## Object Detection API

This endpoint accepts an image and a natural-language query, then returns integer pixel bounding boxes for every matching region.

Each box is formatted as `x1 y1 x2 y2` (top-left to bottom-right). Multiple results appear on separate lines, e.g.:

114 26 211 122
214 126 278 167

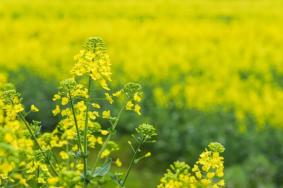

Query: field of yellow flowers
1 0 283 187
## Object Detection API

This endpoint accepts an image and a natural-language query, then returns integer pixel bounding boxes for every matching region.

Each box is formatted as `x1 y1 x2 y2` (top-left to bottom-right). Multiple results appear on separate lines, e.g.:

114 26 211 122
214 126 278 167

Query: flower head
208 142 225 153
136 123 157 141
71 37 111 90
30 104 39 112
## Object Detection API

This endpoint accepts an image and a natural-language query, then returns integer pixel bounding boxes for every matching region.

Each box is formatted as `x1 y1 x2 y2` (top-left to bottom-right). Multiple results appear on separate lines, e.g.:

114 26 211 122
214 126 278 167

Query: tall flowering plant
0 37 156 188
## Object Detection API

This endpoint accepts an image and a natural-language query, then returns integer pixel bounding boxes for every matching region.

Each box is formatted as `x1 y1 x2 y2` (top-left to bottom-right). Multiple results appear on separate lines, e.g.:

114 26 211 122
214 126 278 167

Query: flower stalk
121 139 143 187
18 113 59 176
69 91 83 153
83 76 92 187
93 104 125 170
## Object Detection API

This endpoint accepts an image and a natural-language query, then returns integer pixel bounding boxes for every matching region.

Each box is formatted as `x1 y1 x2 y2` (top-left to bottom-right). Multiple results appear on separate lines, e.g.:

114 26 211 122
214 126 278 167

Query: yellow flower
134 92 142 102
61 97 69 106
14 174 28 186
59 151 69 160
91 103 101 109
88 135 97 148
31 104 39 112
218 180 225 186
134 104 141 115
72 145 78 151
115 158 122 167
52 94 61 101
38 177 46 184
99 79 110 90
4 133 13 143
1 162 14 174
14 104 24 113
100 130 109 135
207 172 215 179
113 90 122 97
76 101 86 112
126 101 134 110
52 105 60 116
40 164 49 172
196 171 202 179
47 177 59 185
102 110 111 119
77 163 84 171
88 111 97 120
105 93 113 104
101 149 110 158
97 137 103 145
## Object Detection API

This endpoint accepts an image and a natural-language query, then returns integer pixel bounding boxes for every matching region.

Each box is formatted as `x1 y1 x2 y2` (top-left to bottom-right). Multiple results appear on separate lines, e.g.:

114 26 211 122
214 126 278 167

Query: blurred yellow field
1 0 283 129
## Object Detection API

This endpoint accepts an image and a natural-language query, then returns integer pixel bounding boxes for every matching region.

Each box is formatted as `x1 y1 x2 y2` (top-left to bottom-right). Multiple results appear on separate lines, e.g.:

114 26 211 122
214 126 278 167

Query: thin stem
69 92 83 153
51 148 60 165
121 140 144 187
92 105 125 170
18 113 58 176
83 77 92 188
66 144 70 170
36 166 40 187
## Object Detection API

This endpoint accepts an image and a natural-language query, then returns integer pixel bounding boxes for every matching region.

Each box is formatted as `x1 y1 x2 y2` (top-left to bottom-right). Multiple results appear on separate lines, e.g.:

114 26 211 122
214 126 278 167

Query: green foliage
226 154 277 188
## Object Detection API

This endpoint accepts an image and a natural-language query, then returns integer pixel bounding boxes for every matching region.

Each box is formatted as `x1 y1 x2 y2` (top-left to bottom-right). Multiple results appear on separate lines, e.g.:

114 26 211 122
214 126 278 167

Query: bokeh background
1 0 283 187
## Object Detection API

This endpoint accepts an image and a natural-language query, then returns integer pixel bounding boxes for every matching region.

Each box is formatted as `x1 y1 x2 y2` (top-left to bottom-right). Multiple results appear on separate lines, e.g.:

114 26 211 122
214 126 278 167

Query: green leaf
92 158 112 177
109 172 124 187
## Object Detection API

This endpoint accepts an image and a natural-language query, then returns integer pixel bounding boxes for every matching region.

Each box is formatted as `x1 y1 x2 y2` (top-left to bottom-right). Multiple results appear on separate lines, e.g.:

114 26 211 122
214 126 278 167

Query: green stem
69 92 83 153
66 144 70 170
121 140 143 187
92 105 125 170
83 77 92 188
36 166 40 187
18 113 58 176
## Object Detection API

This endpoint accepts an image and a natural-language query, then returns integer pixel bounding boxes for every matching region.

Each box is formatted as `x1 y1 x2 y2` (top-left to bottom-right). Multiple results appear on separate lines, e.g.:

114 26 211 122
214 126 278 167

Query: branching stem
121 138 145 187
92 104 125 170
69 92 83 153
18 113 59 176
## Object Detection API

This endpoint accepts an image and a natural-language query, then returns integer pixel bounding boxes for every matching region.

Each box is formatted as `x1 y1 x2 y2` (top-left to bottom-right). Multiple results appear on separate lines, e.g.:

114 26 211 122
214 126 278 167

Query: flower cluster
71 37 111 91
0 37 157 188
0 83 35 186
158 142 225 188
135 123 157 141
